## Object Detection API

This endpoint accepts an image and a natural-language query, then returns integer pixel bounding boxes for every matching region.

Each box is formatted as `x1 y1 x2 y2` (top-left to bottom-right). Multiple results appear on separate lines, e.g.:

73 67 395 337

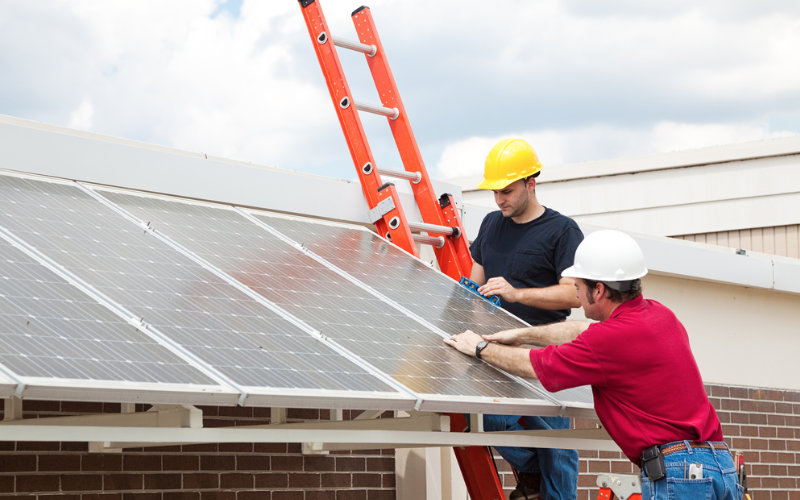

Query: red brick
16 474 60 492
0 454 36 472
0 475 14 493
307 491 337 500
62 473 103 491
123 454 162 471
353 473 381 488
367 491 394 500
200 455 236 471
237 492 271 500
183 473 220 489
366 457 393 472
336 491 366 500
321 473 351 488
336 457 367 472
182 443 218 453
289 472 321 488
144 473 182 490
273 491 304 500
83 454 123 472
39 454 81 472
254 473 288 488
200 493 235 500
163 493 201 500
220 473 254 489
271 455 303 471
163 454 200 471
236 455 270 471
103 473 144 490
120 493 160 500
304 455 336 471
15 441 60 452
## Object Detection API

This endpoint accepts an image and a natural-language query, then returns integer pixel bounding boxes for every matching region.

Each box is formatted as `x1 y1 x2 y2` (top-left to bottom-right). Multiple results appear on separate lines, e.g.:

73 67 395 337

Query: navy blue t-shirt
469 208 583 325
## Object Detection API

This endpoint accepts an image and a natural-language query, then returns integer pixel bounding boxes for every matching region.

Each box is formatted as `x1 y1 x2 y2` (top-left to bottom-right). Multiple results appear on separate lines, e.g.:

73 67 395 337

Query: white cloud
1 0 799 182
68 98 95 130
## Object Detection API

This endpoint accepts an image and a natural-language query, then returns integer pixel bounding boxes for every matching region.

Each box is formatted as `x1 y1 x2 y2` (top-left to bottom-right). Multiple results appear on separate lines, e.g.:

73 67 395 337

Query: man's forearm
511 320 590 346
512 283 581 310
479 343 537 379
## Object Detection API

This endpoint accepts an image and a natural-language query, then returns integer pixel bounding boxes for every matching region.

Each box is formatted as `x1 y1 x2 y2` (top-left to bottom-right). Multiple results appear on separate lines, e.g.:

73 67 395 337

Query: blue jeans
641 441 743 500
484 414 578 500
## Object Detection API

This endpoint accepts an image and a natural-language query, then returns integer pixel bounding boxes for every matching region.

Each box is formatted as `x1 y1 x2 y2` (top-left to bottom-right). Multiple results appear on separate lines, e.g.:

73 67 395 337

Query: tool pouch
641 445 666 481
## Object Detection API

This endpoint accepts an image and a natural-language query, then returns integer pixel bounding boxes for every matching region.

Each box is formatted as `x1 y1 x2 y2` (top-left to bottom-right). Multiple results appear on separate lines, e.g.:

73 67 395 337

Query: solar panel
0 173 410 409
0 233 239 404
251 212 594 408
96 189 560 414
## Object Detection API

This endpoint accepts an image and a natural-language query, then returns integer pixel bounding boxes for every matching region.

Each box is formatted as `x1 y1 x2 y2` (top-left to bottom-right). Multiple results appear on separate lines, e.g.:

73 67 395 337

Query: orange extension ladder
297 0 472 282
297 1 504 498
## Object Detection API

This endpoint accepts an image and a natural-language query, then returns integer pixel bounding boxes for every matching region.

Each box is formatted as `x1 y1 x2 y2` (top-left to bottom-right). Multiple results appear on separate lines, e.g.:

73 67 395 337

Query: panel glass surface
254 213 593 405
102 191 548 401
0 174 395 394
0 237 216 385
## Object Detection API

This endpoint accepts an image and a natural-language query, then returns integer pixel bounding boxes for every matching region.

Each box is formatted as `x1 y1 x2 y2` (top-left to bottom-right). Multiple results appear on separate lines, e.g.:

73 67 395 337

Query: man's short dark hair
583 278 642 303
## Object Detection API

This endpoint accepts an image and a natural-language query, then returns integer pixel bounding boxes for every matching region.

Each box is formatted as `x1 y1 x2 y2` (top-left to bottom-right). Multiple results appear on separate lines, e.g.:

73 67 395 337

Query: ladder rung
413 234 445 248
355 100 399 120
408 221 458 237
379 167 422 184
331 35 376 56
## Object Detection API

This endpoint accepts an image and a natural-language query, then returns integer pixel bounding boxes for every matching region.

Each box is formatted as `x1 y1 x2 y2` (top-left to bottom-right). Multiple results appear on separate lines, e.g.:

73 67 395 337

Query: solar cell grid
252 212 594 406
99 190 550 404
0 235 217 385
0 174 399 399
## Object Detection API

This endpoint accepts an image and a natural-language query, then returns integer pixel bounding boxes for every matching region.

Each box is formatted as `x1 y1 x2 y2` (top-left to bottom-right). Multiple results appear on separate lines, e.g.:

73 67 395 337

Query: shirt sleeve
553 223 584 276
469 214 491 265
529 325 608 392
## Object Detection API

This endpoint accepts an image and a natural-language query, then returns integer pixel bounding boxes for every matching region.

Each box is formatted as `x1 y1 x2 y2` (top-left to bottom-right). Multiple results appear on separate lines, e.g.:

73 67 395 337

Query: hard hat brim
476 177 518 190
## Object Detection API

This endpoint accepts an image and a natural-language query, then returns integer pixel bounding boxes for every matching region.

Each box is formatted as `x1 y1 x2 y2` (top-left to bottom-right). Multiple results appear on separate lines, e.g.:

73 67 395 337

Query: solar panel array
0 170 593 415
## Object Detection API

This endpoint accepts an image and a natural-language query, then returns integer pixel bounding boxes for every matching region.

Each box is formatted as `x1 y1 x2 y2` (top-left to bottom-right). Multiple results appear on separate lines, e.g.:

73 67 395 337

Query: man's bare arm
443 330 537 379
469 260 485 285
485 320 591 347
478 277 581 310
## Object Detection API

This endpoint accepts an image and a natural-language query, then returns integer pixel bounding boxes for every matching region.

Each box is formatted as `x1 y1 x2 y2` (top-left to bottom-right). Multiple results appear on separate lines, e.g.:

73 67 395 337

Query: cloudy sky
2 0 799 182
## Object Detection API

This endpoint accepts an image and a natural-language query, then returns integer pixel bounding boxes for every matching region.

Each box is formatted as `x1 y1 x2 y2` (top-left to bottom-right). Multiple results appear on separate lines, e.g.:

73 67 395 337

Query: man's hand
443 329 484 357
477 276 519 302
483 327 526 346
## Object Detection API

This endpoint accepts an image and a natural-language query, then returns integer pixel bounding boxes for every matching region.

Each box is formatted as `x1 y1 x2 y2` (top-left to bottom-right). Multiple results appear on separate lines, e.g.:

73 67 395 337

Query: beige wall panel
643 273 800 391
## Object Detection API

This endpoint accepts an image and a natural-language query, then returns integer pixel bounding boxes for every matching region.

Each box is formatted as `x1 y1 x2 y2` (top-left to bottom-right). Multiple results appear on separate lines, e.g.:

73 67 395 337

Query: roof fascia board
460 208 798 294
455 134 800 190
0 114 462 225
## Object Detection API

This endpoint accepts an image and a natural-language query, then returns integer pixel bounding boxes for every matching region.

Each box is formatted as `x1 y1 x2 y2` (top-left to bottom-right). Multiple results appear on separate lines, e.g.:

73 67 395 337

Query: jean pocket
667 477 713 500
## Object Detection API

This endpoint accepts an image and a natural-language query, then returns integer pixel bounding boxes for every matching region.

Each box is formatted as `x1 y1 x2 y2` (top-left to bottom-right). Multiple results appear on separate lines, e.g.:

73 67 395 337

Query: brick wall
0 401 395 500
2 383 799 499
524 384 798 500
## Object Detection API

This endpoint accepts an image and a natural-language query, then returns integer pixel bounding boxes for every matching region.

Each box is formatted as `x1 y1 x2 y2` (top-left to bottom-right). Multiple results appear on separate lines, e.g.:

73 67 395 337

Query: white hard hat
561 230 648 282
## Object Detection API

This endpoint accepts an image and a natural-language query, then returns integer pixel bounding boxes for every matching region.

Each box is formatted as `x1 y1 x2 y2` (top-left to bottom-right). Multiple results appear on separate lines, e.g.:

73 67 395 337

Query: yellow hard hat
477 138 543 190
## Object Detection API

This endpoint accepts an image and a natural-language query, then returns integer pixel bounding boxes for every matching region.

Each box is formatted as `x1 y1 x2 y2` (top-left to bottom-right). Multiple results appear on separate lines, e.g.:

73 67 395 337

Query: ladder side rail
298 0 418 256
350 6 473 280
448 413 509 500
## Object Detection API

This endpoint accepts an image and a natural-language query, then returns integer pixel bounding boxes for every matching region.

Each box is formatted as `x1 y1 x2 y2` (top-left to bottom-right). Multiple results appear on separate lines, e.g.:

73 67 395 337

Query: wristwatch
475 340 490 360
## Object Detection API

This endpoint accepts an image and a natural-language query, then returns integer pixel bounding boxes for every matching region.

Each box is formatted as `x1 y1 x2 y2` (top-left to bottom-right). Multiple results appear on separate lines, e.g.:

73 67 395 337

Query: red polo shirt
530 296 722 463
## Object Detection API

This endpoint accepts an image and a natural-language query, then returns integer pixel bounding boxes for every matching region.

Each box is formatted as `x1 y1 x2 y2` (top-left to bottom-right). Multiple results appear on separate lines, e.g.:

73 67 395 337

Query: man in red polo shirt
445 229 743 500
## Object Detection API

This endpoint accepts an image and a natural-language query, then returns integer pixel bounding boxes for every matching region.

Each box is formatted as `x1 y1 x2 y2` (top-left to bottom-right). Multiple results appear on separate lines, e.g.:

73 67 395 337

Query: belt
661 441 728 457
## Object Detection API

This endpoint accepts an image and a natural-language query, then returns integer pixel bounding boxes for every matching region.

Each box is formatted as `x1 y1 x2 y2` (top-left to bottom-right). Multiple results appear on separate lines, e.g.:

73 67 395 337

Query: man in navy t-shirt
469 138 583 500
